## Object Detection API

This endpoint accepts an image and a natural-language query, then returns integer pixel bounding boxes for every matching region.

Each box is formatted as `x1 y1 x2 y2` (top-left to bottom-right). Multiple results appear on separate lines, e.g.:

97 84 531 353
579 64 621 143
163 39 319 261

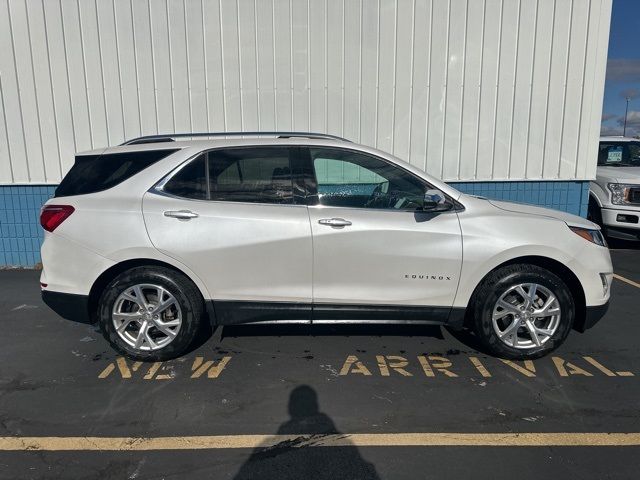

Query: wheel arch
88 258 212 324
463 255 586 331
589 190 603 208
589 182 608 208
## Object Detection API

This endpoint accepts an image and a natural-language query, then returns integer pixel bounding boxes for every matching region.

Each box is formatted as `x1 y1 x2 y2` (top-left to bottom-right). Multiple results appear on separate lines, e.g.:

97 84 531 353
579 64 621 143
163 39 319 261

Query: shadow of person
232 385 381 480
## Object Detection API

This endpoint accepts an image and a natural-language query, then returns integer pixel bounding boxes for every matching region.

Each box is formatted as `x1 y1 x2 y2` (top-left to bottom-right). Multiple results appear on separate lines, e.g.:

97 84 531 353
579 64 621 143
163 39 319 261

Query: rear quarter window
55 149 179 197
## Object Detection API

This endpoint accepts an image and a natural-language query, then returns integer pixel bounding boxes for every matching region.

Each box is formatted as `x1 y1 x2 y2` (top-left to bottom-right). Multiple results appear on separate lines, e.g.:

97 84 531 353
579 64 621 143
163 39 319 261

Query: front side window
310 148 426 210
598 142 640 167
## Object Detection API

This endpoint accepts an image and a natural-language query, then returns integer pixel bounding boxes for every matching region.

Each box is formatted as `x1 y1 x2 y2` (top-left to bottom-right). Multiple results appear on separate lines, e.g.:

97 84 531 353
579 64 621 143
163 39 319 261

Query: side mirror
423 189 452 212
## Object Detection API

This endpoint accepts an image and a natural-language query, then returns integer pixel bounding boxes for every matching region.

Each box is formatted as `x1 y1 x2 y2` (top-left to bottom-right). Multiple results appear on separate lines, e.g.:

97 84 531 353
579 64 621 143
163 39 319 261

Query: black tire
587 197 603 228
98 266 204 361
471 264 574 360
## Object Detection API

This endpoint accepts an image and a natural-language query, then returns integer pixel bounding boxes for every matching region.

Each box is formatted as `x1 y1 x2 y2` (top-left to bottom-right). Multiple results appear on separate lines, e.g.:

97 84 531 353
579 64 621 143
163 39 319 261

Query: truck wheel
587 197 603 227
472 264 574 360
98 266 204 361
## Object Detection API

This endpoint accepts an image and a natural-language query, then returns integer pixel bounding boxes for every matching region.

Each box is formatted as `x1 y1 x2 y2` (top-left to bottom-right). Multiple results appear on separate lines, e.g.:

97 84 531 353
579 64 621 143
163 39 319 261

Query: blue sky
601 0 640 137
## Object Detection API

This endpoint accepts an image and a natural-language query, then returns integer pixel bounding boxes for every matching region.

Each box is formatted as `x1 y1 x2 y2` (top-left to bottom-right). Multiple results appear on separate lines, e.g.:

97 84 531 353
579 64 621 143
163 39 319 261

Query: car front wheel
471 264 574 359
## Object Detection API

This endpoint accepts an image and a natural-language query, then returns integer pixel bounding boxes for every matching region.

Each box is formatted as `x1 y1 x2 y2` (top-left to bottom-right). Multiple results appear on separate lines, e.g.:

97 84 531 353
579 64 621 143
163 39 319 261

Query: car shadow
221 323 445 340
232 385 381 480
608 237 640 250
442 326 495 355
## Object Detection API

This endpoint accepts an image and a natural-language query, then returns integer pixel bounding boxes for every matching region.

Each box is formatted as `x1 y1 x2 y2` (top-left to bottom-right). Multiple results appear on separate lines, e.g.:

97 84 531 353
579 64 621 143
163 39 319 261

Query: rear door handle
164 210 199 220
318 217 352 228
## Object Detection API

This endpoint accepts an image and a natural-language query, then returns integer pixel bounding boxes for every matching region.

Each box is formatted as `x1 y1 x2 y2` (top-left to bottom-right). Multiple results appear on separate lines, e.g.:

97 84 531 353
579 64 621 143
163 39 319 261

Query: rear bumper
42 290 92 324
574 301 610 333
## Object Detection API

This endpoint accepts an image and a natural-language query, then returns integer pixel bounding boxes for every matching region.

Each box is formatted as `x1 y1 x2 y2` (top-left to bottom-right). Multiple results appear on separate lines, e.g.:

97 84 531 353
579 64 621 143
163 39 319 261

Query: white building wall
0 0 612 185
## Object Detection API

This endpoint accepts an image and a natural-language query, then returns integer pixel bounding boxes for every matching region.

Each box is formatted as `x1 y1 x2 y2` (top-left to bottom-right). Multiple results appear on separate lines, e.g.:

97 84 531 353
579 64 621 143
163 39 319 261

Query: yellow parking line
613 273 640 289
1 433 640 450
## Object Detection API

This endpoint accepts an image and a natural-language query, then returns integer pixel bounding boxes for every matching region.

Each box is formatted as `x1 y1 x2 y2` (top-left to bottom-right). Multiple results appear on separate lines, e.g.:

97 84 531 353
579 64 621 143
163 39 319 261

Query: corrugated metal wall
0 0 611 185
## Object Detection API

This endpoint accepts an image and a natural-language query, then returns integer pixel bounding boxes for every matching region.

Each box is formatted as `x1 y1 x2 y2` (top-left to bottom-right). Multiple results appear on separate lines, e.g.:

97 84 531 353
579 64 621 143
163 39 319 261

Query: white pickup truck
589 136 640 241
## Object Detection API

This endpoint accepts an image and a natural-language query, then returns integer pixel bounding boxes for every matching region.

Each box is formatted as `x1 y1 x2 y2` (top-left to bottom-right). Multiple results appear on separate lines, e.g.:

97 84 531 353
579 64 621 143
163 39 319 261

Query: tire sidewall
98 268 202 361
474 268 574 360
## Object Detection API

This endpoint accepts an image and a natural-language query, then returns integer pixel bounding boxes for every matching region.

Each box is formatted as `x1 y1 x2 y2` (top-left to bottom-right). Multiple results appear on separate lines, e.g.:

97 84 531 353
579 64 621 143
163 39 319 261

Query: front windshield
598 142 640 167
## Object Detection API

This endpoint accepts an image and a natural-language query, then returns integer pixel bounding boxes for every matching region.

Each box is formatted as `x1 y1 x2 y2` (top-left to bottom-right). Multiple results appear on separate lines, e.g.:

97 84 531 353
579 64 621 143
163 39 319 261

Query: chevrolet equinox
40 132 612 361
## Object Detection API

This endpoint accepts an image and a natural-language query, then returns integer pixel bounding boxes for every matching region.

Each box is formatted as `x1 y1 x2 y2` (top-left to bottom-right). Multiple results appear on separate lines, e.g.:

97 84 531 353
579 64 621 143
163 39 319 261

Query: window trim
152 145 304 207
151 144 463 212
301 146 460 213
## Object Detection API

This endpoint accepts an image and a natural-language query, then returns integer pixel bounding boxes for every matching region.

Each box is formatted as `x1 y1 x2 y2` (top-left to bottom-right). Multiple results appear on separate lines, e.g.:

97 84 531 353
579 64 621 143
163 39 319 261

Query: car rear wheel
98 266 204 361
471 264 574 359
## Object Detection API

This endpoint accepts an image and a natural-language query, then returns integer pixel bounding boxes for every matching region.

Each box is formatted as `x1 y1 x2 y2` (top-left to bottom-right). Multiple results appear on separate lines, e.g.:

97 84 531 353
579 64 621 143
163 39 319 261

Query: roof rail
121 131 351 146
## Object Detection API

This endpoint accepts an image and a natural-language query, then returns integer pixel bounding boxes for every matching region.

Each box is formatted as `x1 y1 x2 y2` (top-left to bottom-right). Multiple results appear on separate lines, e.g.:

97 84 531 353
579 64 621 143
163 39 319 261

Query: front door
304 147 463 321
142 146 312 323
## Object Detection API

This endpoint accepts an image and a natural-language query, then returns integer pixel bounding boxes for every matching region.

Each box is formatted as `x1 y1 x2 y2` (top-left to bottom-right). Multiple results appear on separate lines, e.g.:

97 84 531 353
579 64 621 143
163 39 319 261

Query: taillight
40 205 75 232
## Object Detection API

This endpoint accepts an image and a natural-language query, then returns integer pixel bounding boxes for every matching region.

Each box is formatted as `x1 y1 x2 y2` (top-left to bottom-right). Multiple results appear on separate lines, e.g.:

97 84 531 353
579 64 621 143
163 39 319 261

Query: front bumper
601 207 640 240
42 290 92 324
574 300 610 333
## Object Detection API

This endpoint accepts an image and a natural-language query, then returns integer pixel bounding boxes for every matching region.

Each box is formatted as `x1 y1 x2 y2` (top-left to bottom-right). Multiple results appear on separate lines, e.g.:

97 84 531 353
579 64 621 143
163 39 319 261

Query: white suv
589 136 640 241
40 132 612 361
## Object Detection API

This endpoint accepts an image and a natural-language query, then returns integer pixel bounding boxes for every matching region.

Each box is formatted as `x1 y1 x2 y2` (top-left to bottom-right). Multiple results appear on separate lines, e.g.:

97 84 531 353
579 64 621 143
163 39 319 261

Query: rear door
142 146 312 323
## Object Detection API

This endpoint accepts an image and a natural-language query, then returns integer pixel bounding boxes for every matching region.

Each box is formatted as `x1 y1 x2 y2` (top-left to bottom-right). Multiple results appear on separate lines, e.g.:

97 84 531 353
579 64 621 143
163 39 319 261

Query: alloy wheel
491 283 561 349
112 283 182 351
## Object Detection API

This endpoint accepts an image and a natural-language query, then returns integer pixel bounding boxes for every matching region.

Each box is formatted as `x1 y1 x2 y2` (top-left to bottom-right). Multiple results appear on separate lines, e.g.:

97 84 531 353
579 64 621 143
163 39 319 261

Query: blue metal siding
0 186 55 267
0 181 589 268
450 181 590 218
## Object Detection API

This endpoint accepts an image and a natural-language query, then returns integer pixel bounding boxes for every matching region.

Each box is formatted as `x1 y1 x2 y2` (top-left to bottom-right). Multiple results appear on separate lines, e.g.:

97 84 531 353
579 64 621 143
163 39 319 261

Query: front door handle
318 218 352 228
164 210 199 220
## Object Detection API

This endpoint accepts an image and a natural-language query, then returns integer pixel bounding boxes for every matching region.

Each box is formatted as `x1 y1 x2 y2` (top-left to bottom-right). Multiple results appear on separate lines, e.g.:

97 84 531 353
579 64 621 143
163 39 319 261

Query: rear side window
161 147 294 204
162 154 207 199
208 147 293 204
55 149 178 197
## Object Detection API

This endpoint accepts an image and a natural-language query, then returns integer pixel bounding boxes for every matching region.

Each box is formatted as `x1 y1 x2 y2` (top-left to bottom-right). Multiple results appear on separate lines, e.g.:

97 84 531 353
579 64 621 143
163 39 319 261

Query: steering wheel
364 183 388 209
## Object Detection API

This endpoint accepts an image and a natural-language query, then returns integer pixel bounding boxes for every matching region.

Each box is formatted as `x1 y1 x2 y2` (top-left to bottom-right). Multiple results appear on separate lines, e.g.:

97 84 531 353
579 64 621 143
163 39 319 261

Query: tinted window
163 154 207 199
55 149 178 197
311 148 426 210
208 147 293 204
598 142 640 167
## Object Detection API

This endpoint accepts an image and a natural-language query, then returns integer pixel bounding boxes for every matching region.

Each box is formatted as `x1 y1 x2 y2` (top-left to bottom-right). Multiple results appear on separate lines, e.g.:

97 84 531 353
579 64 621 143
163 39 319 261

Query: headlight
607 183 636 205
569 226 607 247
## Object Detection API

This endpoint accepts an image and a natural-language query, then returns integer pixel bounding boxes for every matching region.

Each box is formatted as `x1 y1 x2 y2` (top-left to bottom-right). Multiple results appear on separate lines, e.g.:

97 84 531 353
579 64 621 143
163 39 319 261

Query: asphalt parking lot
0 247 639 479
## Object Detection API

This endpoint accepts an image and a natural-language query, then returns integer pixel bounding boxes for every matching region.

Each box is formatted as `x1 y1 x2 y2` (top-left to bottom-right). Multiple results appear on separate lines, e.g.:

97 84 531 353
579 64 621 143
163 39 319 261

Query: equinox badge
405 274 452 281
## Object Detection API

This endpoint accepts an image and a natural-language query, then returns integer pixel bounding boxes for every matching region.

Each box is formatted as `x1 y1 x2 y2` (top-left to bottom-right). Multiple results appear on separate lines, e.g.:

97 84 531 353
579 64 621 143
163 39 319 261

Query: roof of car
77 132 354 156
121 132 351 145
73 131 465 201
600 135 639 142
